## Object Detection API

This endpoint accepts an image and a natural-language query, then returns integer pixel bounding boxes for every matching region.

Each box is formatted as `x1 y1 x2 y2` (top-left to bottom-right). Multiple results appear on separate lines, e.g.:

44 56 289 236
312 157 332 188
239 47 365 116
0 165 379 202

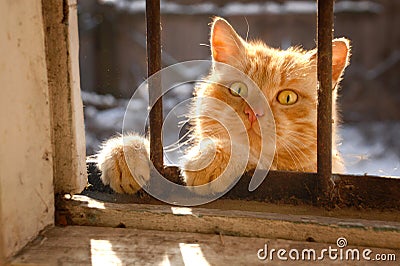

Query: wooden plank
11 226 400 265
56 195 400 250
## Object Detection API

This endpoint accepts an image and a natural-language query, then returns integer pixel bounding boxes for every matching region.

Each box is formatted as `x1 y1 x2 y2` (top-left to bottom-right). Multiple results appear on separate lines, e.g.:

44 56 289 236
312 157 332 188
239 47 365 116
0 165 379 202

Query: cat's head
193 17 350 171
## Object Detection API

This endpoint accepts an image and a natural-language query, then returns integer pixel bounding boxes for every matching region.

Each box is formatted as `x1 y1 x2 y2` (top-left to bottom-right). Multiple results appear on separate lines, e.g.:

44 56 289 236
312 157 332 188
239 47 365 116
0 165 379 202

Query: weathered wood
11 226 399 265
56 195 400 249
42 0 87 194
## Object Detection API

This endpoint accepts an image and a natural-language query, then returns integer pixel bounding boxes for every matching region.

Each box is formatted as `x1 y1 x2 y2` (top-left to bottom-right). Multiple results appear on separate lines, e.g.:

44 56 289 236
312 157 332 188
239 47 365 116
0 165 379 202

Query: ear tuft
210 17 246 68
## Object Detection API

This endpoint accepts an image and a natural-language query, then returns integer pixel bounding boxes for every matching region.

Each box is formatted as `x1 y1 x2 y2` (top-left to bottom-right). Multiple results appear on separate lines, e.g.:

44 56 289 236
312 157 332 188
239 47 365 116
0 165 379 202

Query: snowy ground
83 91 400 177
339 123 400 176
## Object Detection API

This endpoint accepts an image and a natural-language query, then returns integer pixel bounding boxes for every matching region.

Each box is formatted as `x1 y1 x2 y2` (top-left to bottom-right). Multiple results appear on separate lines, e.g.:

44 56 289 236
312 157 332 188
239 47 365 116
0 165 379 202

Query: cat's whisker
278 138 303 171
244 17 249 42
277 135 310 172
163 131 194 152
279 137 311 169
164 138 195 153
278 133 314 151
291 149 306 172
274 146 279 169
177 117 192 126
289 146 313 171
283 145 303 172
284 137 314 154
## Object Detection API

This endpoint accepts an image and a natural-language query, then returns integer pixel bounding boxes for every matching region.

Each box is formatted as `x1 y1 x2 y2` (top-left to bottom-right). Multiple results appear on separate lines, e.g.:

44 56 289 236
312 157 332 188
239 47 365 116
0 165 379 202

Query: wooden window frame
57 0 400 251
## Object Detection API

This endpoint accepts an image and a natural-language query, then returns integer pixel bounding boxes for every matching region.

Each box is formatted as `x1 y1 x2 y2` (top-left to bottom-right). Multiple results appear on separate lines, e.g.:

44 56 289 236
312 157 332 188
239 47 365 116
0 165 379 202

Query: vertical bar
317 0 334 199
146 0 164 174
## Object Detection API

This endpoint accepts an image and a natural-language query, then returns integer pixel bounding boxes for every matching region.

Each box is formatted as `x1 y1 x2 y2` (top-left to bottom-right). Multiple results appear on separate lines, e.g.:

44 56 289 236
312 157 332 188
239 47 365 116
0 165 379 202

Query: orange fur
182 17 350 191
97 17 351 195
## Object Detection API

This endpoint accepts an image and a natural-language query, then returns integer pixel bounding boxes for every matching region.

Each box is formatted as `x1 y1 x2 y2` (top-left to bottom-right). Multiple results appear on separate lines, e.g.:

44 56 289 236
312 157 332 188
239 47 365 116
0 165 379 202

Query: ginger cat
97 17 350 195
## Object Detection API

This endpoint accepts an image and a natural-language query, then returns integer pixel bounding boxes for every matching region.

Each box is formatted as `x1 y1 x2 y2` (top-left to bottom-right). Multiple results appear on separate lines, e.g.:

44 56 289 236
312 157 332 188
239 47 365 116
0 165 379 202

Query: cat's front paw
182 139 244 195
97 134 150 194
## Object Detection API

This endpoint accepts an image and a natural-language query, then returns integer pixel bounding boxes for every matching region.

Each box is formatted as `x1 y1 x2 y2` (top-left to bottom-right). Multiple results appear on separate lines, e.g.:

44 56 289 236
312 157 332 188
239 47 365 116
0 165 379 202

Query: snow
339 122 400 176
339 125 400 176
98 0 383 15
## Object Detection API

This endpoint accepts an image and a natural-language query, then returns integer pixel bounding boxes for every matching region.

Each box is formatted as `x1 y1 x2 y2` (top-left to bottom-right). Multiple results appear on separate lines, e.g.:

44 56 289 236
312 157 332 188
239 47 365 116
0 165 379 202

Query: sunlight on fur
97 17 351 195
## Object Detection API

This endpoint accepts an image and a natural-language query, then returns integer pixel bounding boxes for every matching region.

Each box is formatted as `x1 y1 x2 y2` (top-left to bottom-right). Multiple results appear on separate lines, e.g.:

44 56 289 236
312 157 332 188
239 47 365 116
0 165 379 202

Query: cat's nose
244 106 264 124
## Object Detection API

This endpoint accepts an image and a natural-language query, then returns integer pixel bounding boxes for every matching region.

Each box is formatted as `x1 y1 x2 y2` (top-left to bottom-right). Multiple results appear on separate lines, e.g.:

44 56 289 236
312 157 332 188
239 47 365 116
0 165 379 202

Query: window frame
55 0 400 251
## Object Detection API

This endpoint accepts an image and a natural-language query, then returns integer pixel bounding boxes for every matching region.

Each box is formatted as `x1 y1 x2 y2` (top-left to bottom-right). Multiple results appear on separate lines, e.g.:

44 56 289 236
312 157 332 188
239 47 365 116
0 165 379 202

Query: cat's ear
332 38 351 82
210 17 246 68
307 38 351 85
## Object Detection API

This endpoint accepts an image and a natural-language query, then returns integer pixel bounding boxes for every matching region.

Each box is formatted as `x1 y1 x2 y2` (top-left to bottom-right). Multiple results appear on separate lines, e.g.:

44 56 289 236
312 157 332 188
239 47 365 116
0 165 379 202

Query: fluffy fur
97 17 351 195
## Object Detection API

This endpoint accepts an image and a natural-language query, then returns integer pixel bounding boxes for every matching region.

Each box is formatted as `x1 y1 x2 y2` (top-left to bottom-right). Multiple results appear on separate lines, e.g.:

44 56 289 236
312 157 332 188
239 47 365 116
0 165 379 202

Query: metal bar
86 160 400 210
224 170 400 210
146 0 164 174
317 0 334 200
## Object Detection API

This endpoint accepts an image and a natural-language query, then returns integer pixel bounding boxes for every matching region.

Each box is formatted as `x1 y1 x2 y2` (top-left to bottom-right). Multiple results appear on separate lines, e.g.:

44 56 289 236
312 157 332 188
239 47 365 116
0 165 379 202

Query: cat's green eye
277 90 298 105
229 82 248 98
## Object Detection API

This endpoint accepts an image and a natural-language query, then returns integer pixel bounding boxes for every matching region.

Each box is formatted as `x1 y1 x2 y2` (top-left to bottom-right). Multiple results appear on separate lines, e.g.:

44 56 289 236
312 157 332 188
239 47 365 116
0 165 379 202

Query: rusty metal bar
85 159 400 210
224 170 400 210
317 0 334 200
146 0 164 174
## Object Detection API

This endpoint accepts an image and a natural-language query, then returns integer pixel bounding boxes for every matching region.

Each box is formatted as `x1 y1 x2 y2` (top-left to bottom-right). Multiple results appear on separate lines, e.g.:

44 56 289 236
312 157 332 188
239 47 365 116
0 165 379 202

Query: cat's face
193 17 350 171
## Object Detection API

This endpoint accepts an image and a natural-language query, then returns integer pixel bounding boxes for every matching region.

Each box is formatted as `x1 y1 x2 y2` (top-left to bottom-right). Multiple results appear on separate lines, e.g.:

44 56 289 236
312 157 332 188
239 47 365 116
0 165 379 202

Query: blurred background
78 0 400 176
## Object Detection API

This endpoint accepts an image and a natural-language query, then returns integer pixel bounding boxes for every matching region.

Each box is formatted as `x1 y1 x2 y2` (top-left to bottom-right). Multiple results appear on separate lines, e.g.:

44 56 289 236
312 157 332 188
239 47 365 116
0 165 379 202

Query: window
65 0 400 249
